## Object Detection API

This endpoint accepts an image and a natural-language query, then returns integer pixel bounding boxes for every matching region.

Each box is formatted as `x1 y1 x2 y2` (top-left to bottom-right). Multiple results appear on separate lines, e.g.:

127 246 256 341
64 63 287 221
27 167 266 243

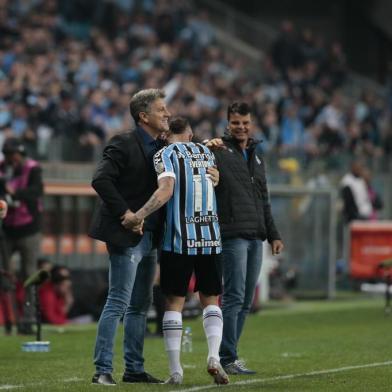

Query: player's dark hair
169 117 190 135
227 102 251 120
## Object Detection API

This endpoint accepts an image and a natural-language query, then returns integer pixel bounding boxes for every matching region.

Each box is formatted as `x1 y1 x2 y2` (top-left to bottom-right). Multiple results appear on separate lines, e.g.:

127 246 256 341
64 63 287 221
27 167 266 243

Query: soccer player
129 117 229 385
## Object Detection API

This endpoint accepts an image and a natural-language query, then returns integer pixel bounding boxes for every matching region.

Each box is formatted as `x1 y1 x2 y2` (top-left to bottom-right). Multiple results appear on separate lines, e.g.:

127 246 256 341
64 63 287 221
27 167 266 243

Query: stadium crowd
0 0 391 165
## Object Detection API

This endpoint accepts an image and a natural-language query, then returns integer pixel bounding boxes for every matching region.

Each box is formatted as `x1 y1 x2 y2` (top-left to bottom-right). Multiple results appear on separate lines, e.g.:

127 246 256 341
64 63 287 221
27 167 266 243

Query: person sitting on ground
39 265 74 325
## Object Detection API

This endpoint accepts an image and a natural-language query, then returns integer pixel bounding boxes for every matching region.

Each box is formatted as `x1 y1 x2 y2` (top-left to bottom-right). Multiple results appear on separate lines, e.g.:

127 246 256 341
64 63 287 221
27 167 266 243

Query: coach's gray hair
129 88 166 124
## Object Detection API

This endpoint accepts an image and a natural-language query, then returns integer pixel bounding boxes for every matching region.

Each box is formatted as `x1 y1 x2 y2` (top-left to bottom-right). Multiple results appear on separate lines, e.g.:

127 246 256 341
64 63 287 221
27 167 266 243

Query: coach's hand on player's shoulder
207 166 219 187
271 240 284 256
121 209 143 230
204 138 226 149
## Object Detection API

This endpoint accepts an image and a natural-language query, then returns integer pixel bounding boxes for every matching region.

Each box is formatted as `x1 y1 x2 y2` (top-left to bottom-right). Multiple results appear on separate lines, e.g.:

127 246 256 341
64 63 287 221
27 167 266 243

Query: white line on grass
0 377 83 390
171 360 392 392
63 377 83 383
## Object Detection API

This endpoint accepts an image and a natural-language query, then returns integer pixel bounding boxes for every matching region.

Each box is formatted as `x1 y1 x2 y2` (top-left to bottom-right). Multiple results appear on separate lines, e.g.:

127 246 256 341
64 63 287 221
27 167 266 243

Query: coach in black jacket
89 130 162 248
89 89 169 386
212 102 284 375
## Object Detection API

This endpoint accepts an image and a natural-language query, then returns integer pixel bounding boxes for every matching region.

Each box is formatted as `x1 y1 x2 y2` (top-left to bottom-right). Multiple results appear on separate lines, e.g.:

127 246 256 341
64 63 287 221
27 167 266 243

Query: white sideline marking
63 377 83 382
171 360 392 392
281 352 303 358
0 377 83 390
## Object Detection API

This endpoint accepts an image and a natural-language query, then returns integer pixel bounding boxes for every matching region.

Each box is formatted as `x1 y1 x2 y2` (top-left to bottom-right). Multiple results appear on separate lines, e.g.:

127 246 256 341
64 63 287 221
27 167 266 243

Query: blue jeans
94 231 157 374
219 238 263 366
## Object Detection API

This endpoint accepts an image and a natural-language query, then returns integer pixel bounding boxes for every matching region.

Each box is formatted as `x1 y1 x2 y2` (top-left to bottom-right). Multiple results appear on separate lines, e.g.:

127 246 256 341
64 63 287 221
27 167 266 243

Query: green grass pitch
1 297 391 391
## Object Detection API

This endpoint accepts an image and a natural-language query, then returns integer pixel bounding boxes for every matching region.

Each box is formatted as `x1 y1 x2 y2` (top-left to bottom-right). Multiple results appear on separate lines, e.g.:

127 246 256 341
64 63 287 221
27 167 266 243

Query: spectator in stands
47 89 89 161
327 41 347 88
346 119 364 154
299 29 316 62
0 137 43 334
302 87 326 127
359 93 383 157
0 0 390 170
279 101 305 155
259 103 280 153
39 265 74 325
271 20 303 75
316 91 346 155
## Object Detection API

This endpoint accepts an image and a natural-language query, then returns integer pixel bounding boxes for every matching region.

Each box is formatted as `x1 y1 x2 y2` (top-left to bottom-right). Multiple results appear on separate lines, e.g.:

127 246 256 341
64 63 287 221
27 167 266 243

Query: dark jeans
219 238 263 366
94 231 157 374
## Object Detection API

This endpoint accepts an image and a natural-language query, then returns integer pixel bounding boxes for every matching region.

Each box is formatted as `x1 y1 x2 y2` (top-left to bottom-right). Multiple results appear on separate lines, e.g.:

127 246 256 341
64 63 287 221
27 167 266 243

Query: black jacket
89 130 161 247
214 136 281 242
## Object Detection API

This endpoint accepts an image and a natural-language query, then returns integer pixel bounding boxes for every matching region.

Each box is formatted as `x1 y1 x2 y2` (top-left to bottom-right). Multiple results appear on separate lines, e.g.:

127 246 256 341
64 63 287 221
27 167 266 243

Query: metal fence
269 186 337 299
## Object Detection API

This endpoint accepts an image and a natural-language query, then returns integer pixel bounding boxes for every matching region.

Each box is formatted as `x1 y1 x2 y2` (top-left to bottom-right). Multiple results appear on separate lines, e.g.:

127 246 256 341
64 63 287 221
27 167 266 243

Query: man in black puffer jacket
212 102 284 375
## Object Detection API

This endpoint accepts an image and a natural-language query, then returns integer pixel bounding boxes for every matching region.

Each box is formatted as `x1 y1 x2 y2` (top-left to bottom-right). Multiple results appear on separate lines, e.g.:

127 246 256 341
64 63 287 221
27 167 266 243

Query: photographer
0 137 44 334
39 265 74 325
0 200 7 219
0 198 14 334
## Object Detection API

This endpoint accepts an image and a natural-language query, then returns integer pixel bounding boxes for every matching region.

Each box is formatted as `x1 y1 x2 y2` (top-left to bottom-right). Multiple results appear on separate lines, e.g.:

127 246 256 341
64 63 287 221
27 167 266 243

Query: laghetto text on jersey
154 142 221 255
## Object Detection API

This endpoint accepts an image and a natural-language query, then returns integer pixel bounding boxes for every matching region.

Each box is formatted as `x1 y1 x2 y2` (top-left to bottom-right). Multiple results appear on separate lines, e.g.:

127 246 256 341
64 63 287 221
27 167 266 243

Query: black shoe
92 373 116 385
122 371 163 384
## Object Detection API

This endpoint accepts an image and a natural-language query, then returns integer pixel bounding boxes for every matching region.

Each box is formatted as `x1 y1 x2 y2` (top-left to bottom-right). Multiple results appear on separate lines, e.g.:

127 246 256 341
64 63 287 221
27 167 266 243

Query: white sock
203 305 223 361
163 311 183 376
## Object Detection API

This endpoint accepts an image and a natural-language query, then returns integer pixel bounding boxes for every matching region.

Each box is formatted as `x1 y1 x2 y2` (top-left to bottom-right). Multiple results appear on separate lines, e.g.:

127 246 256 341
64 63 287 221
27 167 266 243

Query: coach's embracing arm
127 177 175 234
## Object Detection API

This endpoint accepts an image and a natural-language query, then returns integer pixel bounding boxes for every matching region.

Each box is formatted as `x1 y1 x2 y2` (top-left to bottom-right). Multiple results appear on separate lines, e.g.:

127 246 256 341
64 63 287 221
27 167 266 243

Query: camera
0 176 20 208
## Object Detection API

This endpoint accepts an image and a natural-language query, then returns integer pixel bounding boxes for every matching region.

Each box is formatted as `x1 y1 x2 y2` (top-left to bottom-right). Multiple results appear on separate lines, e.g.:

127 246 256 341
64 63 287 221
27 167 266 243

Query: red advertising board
350 221 392 279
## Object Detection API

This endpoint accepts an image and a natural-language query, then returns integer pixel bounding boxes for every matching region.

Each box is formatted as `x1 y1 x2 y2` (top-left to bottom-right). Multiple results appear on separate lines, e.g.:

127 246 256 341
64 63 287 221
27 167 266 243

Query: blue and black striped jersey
153 142 221 255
